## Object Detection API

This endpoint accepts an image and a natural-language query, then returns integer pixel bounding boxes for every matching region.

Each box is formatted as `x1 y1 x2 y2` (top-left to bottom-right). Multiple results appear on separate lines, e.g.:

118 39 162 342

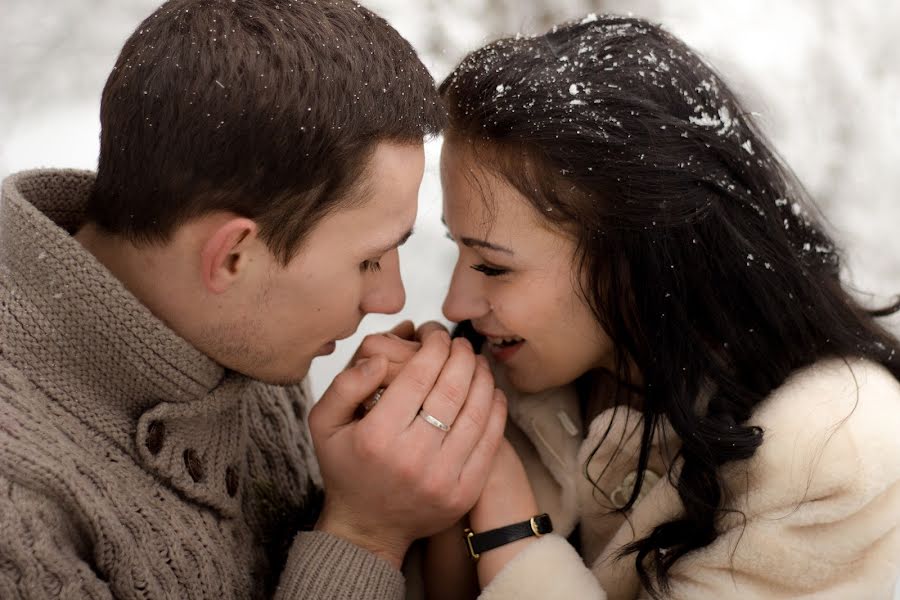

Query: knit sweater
0 169 406 599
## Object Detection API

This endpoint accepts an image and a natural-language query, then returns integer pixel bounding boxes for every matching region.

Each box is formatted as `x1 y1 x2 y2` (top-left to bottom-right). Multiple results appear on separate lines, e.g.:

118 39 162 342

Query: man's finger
408 336 477 443
355 334 420 363
456 388 508 494
368 329 452 427
310 355 388 435
439 356 498 470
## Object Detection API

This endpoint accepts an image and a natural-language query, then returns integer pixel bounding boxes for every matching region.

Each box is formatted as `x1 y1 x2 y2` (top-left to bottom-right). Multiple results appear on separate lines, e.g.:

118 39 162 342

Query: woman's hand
349 320 449 385
469 438 540 588
347 320 420 386
424 518 480 600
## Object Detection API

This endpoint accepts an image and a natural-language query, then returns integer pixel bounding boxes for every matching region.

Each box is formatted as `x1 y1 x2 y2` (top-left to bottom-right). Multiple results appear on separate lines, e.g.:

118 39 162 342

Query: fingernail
356 358 373 374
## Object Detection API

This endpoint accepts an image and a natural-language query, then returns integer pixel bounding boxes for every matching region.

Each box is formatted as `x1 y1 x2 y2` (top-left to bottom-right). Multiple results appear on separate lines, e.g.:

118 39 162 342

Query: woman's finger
389 319 416 340
416 320 449 342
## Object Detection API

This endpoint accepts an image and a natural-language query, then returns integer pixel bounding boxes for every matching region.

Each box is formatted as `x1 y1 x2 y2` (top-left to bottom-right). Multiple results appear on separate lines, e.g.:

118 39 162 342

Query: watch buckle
464 528 480 561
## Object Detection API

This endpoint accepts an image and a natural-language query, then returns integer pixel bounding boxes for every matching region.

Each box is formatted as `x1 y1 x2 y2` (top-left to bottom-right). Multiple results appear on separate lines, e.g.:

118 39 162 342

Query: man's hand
308 329 507 569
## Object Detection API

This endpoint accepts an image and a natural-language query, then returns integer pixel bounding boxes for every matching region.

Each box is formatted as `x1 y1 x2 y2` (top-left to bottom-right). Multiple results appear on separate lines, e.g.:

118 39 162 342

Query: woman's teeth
488 335 525 347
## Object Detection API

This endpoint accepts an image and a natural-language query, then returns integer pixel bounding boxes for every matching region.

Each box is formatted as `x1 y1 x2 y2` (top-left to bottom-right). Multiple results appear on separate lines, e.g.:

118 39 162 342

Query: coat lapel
496 360 682 599
497 366 583 538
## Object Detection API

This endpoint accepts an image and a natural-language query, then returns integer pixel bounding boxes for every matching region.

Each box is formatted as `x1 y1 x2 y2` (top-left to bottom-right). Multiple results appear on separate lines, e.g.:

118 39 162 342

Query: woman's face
440 140 613 394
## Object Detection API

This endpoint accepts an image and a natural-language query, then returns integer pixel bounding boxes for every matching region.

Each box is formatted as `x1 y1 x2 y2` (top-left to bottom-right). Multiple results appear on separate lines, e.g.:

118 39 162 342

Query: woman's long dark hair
440 15 900 595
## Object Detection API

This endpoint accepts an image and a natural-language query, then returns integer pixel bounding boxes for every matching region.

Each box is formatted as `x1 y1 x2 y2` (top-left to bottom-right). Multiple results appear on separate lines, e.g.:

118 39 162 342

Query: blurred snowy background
2 0 898 400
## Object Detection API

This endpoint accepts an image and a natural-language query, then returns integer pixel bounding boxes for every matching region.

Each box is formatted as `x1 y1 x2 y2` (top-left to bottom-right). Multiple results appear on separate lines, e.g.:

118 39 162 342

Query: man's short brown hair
90 0 445 262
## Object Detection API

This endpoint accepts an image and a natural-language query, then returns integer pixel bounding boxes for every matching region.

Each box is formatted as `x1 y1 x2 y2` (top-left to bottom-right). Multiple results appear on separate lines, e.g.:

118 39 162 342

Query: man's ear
200 217 260 294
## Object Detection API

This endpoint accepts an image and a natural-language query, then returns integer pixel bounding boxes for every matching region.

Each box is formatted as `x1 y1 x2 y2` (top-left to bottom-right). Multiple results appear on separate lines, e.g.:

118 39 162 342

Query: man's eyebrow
440 216 513 255
373 227 414 255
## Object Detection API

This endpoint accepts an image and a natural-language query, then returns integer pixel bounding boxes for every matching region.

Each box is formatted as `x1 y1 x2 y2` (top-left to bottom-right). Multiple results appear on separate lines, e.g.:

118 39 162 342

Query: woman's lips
488 339 524 362
480 333 526 363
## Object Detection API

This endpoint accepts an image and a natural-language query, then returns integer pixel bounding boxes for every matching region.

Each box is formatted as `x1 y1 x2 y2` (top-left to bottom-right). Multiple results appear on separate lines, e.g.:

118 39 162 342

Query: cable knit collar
0 169 248 517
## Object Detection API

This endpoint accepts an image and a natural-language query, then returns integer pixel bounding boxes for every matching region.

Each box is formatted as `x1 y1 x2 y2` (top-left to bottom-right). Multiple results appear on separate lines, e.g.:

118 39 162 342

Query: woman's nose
442 261 489 323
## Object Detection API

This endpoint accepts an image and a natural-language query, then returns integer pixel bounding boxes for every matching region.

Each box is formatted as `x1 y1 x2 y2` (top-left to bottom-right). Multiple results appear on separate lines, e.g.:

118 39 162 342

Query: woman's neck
580 369 644 426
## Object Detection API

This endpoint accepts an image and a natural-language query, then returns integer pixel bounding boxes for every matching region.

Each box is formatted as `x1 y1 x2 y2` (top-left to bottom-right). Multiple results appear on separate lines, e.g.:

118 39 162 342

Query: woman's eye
470 263 508 277
360 259 382 273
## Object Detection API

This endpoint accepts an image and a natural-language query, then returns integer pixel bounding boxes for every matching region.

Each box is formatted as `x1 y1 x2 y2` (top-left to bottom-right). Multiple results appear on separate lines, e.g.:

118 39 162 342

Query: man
0 1 506 598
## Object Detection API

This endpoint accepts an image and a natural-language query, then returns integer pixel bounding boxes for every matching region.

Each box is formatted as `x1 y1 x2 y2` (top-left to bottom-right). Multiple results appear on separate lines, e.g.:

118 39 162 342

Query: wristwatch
464 513 553 561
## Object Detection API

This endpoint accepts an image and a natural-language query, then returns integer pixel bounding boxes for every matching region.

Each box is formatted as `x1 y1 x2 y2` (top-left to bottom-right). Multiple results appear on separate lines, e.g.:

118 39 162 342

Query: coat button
225 466 240 497
610 469 662 509
183 449 204 483
146 421 165 455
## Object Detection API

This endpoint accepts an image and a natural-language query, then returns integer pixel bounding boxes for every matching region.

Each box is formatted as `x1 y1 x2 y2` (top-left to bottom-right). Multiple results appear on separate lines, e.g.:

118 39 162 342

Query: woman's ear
200 217 260 294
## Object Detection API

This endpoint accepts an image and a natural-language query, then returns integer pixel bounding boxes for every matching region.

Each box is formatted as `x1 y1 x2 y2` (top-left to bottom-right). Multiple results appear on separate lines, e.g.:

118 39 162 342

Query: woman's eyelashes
470 263 509 277
360 259 382 273
445 231 510 277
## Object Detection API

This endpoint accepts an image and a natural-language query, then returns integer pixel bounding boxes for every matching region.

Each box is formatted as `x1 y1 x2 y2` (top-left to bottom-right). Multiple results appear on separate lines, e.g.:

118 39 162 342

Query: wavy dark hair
440 14 900 595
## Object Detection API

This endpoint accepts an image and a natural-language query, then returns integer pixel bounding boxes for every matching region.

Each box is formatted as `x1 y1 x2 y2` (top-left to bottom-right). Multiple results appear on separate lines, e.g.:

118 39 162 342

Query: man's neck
76 223 146 293
73 223 183 333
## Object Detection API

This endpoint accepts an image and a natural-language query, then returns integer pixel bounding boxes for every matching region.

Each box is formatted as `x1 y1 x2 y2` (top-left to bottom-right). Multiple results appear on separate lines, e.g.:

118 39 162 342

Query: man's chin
234 359 312 387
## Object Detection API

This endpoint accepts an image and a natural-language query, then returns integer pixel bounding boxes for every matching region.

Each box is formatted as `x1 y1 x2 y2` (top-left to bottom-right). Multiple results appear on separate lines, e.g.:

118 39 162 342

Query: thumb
416 320 449 342
310 355 388 435
388 319 416 340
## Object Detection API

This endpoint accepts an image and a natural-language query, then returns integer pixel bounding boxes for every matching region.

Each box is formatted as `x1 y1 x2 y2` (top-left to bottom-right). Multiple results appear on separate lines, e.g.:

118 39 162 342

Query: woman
425 13 900 600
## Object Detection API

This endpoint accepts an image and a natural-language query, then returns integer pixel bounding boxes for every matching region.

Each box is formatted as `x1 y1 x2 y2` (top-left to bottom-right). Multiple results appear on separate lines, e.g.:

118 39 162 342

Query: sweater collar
0 169 248 517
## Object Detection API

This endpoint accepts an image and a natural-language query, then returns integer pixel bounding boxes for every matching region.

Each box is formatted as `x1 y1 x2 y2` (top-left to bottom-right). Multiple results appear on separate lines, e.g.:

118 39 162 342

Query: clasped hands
309 320 536 572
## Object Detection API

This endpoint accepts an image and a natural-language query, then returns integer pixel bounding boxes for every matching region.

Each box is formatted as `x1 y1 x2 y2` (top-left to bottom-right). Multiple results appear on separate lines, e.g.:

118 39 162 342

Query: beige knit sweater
0 169 406 599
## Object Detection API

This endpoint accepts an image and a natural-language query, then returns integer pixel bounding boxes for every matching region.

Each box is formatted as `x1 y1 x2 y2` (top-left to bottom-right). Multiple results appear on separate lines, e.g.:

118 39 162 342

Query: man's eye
470 263 508 277
360 259 382 273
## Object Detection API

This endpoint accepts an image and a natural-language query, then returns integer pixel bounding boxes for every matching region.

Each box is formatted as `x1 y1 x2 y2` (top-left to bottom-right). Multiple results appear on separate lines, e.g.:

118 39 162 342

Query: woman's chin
503 368 558 395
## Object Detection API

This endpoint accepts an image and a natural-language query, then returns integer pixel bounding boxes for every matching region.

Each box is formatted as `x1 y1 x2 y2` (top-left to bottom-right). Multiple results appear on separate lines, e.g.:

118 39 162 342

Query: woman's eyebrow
441 216 513 254
460 237 514 254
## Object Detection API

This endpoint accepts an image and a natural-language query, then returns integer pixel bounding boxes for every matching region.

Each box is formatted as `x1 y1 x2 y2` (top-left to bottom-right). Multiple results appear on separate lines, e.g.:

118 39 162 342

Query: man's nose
362 252 405 315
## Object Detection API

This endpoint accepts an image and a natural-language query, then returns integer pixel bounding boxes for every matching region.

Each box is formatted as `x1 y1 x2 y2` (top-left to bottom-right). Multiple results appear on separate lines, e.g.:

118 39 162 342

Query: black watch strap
465 513 553 561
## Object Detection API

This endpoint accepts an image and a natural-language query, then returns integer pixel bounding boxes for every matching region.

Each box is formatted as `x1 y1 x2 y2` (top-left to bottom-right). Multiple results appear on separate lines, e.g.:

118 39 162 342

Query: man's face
204 142 423 384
